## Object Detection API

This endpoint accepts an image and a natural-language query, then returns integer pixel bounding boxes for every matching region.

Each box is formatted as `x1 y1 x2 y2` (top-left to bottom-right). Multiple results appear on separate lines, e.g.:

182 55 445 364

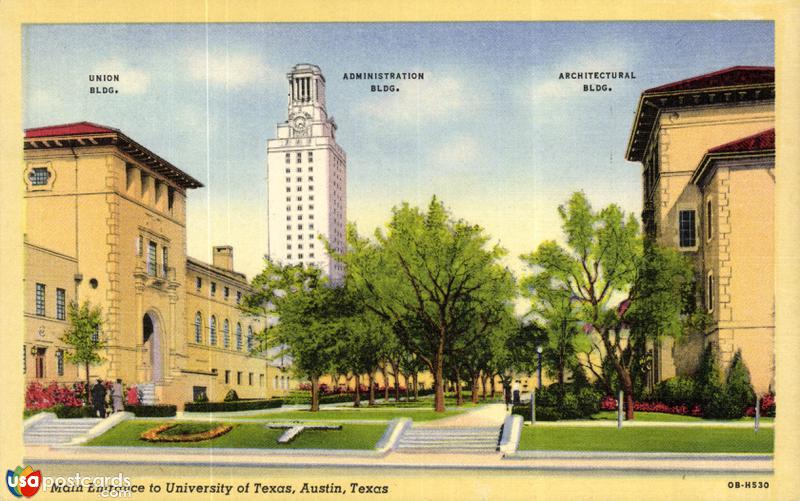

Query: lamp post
536 345 543 390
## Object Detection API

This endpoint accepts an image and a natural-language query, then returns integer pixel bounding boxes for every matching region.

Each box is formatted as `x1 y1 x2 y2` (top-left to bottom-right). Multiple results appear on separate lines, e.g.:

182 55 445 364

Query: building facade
625 66 775 393
266 64 347 283
23 122 297 407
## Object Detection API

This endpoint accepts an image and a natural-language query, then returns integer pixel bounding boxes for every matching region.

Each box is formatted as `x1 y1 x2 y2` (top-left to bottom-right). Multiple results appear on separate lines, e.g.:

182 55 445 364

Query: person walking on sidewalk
111 379 124 413
91 379 108 418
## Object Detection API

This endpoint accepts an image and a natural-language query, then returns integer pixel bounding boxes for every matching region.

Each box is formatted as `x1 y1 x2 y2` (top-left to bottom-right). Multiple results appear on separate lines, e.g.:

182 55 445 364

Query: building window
249 373 253 386
236 323 243 351
29 167 50 186
211 282 217 296
236 291 242 305
678 210 696 248
56 288 66 320
260 374 265 387
285 152 290 164
92 326 100 343
168 187 175 212
35 347 45 378
296 152 302 163
707 273 714 312
196 276 202 290
296 167 302 173
223 319 230 348
309 185 314 191
308 151 313 162
273 375 278 389
286 225 291 231
136 235 143 256
194 312 202 343
309 195 314 201
296 176 302 182
706 198 713 240
237 371 242 385
56 349 64 376
308 176 314 182
225 370 230 384
162 247 169 277
224 286 230 300
35 283 45 316
210 315 217 345
247 326 253 351
286 187 291 192
147 241 157 276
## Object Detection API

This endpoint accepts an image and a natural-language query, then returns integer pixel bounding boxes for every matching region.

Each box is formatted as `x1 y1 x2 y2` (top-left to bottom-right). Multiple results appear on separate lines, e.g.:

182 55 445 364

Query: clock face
292 116 307 131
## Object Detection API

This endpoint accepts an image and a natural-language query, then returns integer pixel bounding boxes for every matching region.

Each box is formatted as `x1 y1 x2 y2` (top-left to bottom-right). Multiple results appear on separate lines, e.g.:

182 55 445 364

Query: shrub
183 399 283 413
655 377 697 407
25 381 84 411
193 392 209 403
53 405 96 418
124 404 177 417
223 389 239 402
511 404 561 421
694 344 724 410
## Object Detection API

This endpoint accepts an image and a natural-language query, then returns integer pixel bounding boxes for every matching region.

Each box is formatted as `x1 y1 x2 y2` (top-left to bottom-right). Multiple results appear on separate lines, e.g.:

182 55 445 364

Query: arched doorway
142 311 163 382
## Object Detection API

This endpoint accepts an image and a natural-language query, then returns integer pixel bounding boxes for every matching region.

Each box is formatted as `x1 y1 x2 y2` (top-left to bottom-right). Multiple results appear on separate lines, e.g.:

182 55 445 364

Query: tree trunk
85 361 91 406
481 372 488 400
455 369 463 406
412 372 419 400
310 376 320 412
434 349 445 412
391 361 400 402
353 374 361 408
471 373 480 404
490 375 497 399
620 370 635 420
368 372 376 406
382 365 390 401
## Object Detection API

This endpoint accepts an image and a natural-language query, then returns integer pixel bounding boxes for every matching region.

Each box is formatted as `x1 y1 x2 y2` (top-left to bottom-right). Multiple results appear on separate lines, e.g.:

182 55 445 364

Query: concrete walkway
418 403 507 427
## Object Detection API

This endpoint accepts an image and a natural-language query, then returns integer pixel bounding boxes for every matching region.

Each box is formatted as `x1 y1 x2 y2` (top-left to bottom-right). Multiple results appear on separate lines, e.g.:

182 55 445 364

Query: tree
341 198 516 412
242 260 345 411
521 192 697 419
60 301 105 405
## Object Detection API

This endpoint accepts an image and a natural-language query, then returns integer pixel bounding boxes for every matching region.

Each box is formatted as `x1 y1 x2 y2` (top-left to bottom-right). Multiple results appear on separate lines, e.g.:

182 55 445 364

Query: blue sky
23 22 774 280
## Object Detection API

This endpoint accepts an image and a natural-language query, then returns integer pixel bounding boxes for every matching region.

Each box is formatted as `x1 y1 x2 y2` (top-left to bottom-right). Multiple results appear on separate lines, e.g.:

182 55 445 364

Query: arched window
236 323 242 351
194 312 202 343
209 315 217 345
247 326 253 352
223 319 230 348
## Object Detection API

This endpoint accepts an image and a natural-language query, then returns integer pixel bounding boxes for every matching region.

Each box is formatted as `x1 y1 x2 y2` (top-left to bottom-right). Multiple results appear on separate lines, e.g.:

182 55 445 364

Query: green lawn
518 426 773 453
244 408 464 421
85 421 387 449
591 411 775 423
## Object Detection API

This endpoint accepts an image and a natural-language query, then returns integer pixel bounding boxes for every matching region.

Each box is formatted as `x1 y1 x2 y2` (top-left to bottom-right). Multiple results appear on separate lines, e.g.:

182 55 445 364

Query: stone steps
395 426 501 454
24 418 102 445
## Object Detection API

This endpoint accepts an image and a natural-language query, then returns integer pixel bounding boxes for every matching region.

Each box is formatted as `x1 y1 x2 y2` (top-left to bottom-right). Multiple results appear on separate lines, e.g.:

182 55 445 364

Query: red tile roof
645 66 774 93
708 128 775 153
25 121 119 138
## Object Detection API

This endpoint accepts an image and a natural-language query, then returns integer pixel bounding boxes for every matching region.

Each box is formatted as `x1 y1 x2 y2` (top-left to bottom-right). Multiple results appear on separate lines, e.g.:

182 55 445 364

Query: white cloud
90 59 150 94
356 75 467 123
187 50 273 88
432 135 482 166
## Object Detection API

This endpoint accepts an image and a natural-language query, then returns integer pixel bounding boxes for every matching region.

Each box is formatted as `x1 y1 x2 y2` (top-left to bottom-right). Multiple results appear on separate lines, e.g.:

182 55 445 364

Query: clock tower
266 64 347 283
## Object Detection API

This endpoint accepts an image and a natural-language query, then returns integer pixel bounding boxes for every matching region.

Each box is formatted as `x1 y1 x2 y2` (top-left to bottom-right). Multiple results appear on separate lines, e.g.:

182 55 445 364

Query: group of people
503 381 521 410
90 378 125 418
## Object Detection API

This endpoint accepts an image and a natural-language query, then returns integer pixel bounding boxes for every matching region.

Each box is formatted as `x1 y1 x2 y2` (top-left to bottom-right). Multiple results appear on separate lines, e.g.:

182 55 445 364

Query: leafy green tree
242 260 345 411
521 192 697 419
724 350 756 417
341 198 516 412
61 301 105 404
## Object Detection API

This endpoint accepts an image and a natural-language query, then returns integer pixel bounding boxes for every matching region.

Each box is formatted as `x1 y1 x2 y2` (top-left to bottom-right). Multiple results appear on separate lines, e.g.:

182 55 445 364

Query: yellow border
2 1 798 500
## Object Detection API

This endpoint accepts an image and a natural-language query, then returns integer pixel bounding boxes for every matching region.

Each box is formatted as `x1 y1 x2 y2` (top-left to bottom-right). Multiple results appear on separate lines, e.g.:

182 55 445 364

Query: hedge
124 404 177 417
53 405 97 419
183 399 283 413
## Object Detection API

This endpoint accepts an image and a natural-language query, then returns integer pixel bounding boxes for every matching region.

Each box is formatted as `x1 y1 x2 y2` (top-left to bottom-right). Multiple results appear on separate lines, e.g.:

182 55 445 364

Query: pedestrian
512 381 521 405
112 379 124 413
91 378 107 418
503 381 512 410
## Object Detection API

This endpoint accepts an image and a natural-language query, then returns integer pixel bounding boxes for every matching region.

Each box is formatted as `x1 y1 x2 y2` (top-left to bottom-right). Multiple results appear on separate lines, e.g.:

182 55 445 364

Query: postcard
1 1 799 500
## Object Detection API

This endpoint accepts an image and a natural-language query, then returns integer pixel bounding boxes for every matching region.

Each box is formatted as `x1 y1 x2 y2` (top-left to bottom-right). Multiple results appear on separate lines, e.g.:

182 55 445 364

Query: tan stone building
23 122 297 407
626 66 775 393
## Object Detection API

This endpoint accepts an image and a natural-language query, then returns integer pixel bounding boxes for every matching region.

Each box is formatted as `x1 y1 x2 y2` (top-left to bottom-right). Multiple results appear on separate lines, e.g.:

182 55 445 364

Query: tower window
678 210 696 248
285 177 291 183
706 198 713 240
308 152 313 162
296 152 302 163
285 153 290 164
297 205 302 211
147 241 157 276
35 283 46 316
211 282 217 296
285 167 290 174
29 167 50 186
707 273 714 312
196 277 202 290
56 288 66 320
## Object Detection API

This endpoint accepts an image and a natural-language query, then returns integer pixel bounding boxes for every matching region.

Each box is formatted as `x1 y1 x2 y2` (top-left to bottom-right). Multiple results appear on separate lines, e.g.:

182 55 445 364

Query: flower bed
140 423 233 443
600 396 703 417
26 381 84 411
183 398 283 413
